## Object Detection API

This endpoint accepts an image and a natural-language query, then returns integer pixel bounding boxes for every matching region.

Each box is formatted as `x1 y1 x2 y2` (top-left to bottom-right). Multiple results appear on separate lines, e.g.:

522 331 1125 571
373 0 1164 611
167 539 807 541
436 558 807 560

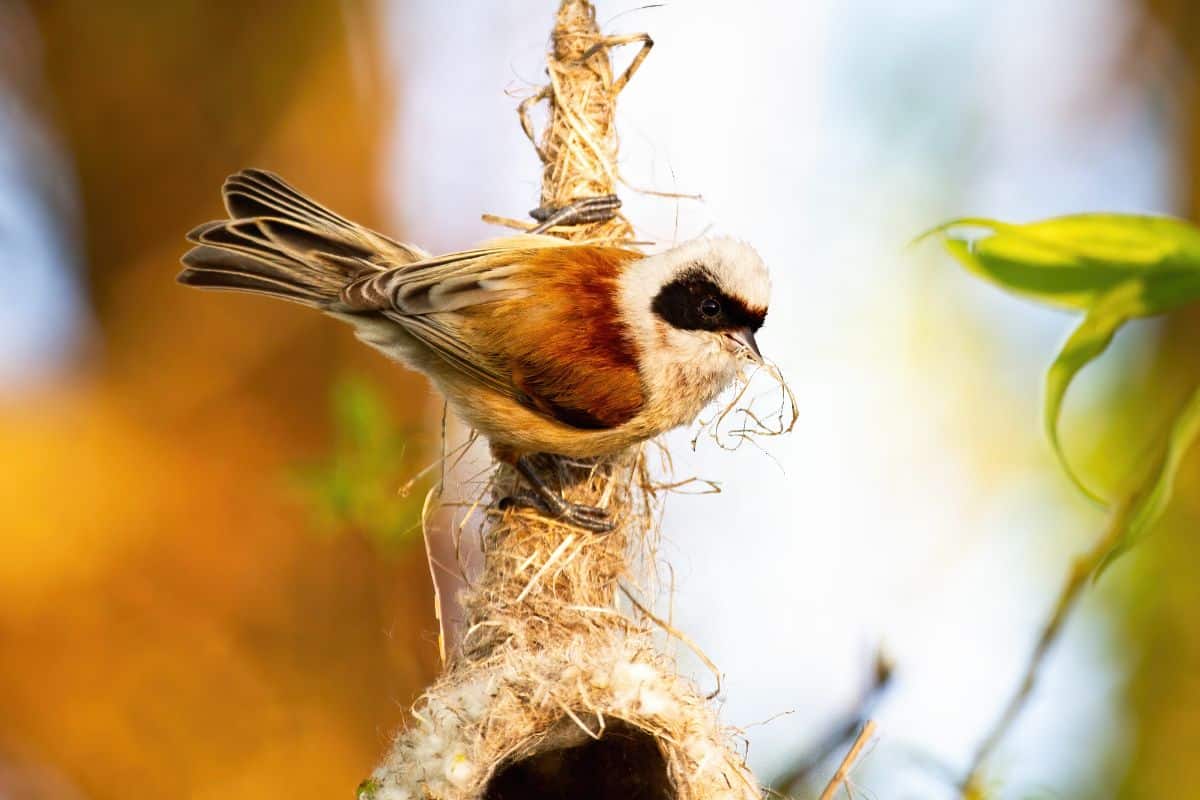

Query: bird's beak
725 327 764 363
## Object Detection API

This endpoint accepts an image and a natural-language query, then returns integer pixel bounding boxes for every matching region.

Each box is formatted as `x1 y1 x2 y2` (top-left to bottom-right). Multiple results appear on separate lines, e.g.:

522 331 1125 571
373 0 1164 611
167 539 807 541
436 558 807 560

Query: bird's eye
699 297 722 318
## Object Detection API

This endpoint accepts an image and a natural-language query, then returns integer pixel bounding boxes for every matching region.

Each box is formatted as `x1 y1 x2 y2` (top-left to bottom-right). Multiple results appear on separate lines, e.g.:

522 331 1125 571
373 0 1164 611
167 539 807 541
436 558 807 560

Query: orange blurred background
0 2 440 796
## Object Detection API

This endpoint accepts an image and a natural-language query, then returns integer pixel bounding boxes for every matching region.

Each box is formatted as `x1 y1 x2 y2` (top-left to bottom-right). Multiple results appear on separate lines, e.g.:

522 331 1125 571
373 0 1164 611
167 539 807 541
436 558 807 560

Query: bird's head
620 237 770 411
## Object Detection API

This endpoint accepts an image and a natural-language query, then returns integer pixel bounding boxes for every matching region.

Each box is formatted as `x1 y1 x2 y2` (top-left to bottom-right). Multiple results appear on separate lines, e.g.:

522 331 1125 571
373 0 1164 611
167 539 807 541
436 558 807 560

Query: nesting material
532 0 634 241
362 3 764 798
363 452 758 800
693 359 798 452
363 632 758 800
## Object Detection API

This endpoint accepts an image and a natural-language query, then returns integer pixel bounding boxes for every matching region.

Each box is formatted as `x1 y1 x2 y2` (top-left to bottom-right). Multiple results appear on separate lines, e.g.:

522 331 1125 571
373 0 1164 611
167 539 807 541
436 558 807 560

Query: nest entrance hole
483 720 674 800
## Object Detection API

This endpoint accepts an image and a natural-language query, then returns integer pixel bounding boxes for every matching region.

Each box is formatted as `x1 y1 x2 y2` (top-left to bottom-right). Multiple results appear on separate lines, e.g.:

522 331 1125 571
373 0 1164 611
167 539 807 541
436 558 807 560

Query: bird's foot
497 491 614 534
498 455 615 533
528 195 621 234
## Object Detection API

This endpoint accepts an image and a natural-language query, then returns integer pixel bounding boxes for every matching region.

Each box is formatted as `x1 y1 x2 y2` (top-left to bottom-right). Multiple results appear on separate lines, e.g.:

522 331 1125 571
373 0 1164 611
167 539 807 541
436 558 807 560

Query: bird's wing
387 311 515 398
338 237 580 401
340 240 549 313
340 239 647 429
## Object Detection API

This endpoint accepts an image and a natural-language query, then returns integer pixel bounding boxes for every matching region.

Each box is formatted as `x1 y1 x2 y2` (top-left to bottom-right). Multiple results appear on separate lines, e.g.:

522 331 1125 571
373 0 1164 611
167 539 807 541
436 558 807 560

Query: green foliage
1096 385 1200 577
1042 283 1139 504
930 215 1200 310
921 214 1200 572
356 777 381 800
291 375 424 550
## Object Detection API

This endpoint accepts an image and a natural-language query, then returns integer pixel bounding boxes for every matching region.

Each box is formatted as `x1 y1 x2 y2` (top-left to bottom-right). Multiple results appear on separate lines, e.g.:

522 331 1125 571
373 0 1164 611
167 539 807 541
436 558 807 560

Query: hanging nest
361 3 761 798
363 454 757 800
364 447 758 799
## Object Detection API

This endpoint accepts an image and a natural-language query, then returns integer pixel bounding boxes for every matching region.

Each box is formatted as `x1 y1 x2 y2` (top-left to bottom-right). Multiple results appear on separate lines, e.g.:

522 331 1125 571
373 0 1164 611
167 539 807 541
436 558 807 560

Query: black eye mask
651 269 766 332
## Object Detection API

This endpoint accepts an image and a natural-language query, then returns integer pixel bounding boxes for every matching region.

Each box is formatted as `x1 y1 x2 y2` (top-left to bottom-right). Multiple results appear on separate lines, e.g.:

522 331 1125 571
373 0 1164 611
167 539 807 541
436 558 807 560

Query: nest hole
484 720 675 800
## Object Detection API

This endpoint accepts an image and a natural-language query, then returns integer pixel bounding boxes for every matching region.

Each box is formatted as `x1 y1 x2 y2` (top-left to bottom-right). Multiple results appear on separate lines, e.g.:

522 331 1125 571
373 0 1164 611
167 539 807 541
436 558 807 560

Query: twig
958 496 1137 793
818 720 877 800
775 650 893 794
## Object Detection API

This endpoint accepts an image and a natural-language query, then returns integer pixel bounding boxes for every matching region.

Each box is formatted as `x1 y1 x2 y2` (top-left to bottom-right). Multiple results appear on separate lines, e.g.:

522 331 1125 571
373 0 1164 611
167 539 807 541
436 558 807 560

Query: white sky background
387 1 1169 797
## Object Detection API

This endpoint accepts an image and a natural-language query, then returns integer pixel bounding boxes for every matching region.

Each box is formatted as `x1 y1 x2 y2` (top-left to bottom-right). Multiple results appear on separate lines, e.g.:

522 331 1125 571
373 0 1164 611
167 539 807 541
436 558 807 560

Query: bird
179 169 770 531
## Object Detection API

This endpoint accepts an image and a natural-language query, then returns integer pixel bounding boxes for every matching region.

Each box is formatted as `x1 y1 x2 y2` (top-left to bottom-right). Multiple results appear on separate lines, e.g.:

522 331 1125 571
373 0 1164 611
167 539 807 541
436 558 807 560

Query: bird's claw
558 502 615 533
505 454 618 533
497 491 615 534
528 195 621 234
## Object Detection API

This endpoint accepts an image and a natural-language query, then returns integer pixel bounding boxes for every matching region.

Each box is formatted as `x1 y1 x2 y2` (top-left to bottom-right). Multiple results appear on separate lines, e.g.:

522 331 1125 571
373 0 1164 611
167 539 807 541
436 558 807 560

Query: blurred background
2 0 1199 797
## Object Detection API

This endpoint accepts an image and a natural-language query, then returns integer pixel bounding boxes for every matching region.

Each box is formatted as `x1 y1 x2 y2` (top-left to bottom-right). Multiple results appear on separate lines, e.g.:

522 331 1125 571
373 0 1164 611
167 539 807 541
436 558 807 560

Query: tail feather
176 263 324 305
180 244 329 304
224 169 374 242
178 169 425 308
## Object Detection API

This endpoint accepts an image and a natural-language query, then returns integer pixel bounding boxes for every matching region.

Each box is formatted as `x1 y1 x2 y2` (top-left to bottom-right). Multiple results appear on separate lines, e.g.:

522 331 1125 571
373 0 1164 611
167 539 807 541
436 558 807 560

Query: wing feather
344 237 647 430
386 313 513 397
334 237 567 398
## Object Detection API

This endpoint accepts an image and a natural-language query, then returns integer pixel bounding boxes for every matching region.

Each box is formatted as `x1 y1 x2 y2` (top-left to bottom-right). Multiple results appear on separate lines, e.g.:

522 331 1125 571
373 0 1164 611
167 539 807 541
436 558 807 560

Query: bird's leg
498 455 614 533
528 195 622 234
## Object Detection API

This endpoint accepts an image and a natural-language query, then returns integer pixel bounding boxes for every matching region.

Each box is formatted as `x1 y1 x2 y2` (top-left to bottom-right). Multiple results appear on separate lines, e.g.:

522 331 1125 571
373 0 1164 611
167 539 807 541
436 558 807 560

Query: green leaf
1042 286 1140 506
1096 384 1200 577
923 215 1200 312
923 213 1200 510
924 212 1200 568
289 375 423 550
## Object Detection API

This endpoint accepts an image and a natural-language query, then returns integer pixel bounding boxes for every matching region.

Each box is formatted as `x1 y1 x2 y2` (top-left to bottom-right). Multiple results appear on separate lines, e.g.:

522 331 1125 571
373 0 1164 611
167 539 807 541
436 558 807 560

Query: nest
363 452 757 800
361 4 763 798
365 447 758 799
